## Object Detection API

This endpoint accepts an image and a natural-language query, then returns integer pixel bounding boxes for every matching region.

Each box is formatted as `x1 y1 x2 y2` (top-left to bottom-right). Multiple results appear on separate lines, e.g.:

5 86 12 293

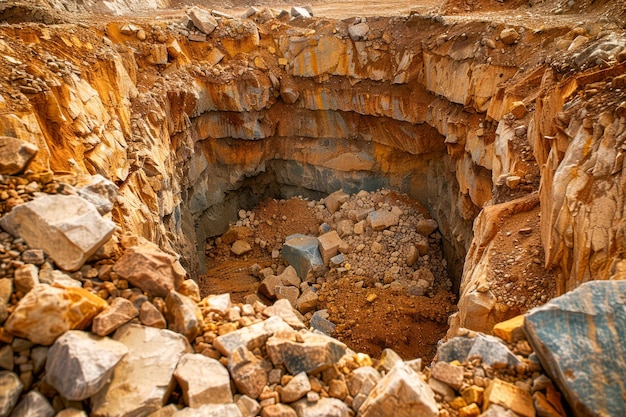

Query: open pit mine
0 0 624 416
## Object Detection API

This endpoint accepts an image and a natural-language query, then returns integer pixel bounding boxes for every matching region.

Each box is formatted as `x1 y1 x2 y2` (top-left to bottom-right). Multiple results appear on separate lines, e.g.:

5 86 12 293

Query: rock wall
1 10 625 331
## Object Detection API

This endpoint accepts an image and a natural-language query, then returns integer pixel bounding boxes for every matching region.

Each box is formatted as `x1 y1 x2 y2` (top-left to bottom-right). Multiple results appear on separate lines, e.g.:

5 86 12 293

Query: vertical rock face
90 324 191 417
524 281 626 417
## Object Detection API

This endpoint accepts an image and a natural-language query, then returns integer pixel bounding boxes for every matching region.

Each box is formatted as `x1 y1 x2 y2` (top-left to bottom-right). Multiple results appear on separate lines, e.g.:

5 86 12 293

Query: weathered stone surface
266 331 346 374
431 361 464 390
13 264 39 295
282 235 324 280
92 297 139 336
231 240 252 256
0 136 37 175
278 371 311 403
275 285 300 307
278 266 301 288
147 404 179 417
358 362 437 417
493 315 526 343
416 219 438 236
295 290 318 314
45 330 128 401
483 378 535 417
91 324 191 417
4 285 107 345
367 210 399 231
310 310 336 336
174 353 232 407
348 23 370 41
524 281 626 417
178 279 201 303
0 195 116 271
236 395 260 417
263 299 305 330
377 348 402 372
348 366 381 399
55 409 88 417
290 6 311 18
499 28 520 45
0 346 13 371
140 301 167 328
228 345 269 399
325 190 349 214
113 242 186 298
166 291 205 342
261 404 297 417
8 391 54 417
291 397 353 417
172 404 243 416
188 6 218 35
259 274 282 299
510 101 527 119
77 175 118 215
214 316 294 356
0 371 22 417
204 293 232 315
318 231 344 265
0 279 12 325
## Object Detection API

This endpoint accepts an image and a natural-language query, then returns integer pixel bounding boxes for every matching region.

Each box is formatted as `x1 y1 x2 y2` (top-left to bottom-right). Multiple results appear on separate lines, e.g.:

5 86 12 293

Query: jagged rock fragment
174 353 232 407
0 137 38 175
266 331 346 374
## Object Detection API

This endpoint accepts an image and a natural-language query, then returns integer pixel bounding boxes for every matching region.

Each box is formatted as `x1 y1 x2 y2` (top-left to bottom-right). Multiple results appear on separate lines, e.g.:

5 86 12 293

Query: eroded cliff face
0 9 624 332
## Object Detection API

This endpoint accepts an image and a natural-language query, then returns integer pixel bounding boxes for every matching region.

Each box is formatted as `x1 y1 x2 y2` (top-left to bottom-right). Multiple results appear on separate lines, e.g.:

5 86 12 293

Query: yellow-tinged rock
459 403 481 417
278 57 288 66
354 352 373 368
5 284 107 345
450 396 468 410
493 315 526 343
483 378 535 417
461 385 484 406
254 56 267 70
366 293 378 302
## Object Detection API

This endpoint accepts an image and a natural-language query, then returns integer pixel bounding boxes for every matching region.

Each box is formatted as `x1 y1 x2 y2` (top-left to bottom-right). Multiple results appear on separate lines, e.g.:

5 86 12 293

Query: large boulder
524 281 626 417
4 285 108 345
174 353 232 407
282 234 324 280
357 362 437 417
113 241 186 298
0 194 116 271
214 316 295 356
91 324 191 417
45 330 128 401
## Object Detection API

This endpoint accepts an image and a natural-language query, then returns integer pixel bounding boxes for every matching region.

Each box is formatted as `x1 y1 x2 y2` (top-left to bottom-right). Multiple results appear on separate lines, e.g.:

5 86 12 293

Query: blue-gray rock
0 371 23 417
524 280 626 417
330 253 346 267
282 234 324 280
436 334 519 367
8 391 54 417
311 310 336 336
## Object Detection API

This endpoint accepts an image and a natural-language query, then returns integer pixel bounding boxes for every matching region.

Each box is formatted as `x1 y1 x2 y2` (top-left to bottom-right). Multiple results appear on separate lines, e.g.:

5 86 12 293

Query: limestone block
266 331 346 374
45 330 128 401
358 362 438 417
310 310 336 336
92 297 139 336
428 377 455 403
204 293 232 315
282 234 324 280
231 240 252 256
0 136 38 175
91 324 191 417
172 404 243 416
416 219 438 236
188 7 218 35
228 345 269 399
510 101 527 119
263 299 305 329
295 290 318 314
236 395 260 417
77 175 118 215
318 231 344 265
0 195 116 271
325 190 350 214
8 391 54 417
0 371 23 417
113 242 186 298
259 274 282 299
367 210 399 231
279 266 301 287
499 28 520 45
214 316 294 356
290 6 311 18
291 398 353 417
140 301 167 329
0 279 12 324
13 264 39 295
377 348 403 372
4 285 108 345
261 404 297 417
431 362 464 390
524 281 626 417
483 378 535 417
147 405 179 417
278 371 310 403
165 291 205 342
348 366 381 398
493 315 526 343
174 353 232 407
348 23 370 41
